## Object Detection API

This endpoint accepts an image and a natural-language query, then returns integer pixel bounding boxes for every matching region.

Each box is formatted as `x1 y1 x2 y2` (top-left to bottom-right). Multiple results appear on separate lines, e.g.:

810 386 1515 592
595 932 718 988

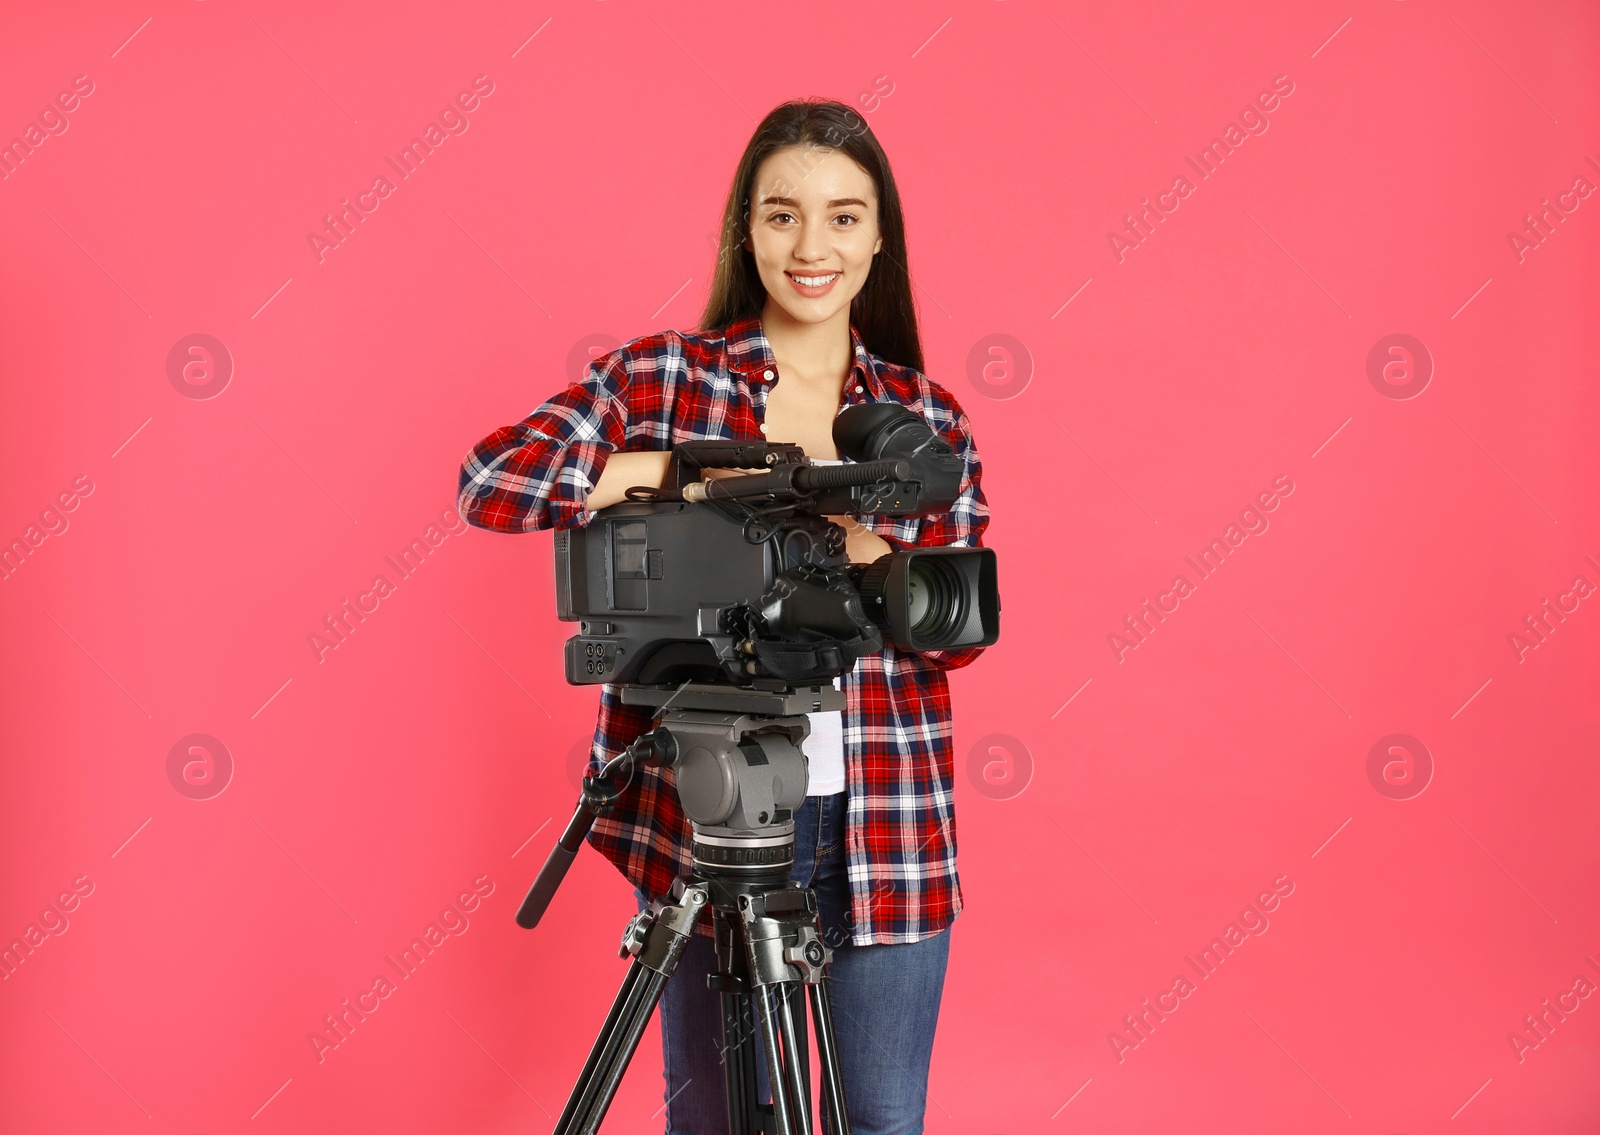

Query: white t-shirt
804 675 846 796
804 456 849 796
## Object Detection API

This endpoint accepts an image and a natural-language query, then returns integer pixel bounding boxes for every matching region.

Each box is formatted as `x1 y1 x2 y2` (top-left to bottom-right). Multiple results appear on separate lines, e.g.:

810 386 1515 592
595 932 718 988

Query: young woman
458 99 990 1135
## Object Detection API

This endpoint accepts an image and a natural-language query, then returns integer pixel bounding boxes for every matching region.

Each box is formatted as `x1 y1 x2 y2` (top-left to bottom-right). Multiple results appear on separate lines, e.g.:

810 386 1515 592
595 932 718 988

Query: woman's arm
583 451 672 513
457 354 633 532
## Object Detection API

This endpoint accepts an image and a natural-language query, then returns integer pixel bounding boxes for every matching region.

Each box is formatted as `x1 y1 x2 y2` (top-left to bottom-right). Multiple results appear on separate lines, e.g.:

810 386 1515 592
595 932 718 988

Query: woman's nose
794 222 832 261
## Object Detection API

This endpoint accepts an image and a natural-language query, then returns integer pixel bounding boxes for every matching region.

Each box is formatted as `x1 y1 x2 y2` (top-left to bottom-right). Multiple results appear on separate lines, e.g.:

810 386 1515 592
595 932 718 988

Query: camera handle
665 440 802 492
515 728 677 930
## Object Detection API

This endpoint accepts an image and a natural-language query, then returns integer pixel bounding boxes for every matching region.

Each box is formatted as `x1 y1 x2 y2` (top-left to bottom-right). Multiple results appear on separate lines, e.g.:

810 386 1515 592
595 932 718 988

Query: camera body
552 404 1000 690
556 502 865 686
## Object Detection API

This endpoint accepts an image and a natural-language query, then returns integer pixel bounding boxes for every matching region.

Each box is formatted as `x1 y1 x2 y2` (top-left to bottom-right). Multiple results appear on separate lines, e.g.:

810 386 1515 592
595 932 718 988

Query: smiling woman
457 97 990 1134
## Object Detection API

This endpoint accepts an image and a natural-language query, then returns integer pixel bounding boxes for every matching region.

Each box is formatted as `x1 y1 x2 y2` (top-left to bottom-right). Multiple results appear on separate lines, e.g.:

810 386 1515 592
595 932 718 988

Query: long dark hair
698 100 924 374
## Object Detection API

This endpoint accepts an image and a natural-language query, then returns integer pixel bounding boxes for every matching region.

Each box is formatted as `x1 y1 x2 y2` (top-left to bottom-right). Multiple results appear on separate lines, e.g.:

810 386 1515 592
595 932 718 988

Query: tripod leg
709 911 769 1135
718 986 761 1135
557 964 670 1133
784 982 810 1087
753 982 805 1135
553 883 709 1135
777 983 813 1133
742 884 862 1135
807 981 851 1135
553 962 649 1131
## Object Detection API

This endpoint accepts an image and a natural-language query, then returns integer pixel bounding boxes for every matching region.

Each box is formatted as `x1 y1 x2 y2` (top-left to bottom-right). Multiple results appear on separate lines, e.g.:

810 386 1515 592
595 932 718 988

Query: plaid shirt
457 314 989 945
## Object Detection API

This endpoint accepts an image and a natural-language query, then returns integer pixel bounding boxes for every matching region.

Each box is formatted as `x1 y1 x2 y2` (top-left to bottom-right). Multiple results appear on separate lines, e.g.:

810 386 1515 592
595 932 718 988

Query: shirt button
854 384 864 393
763 368 775 380
758 423 767 433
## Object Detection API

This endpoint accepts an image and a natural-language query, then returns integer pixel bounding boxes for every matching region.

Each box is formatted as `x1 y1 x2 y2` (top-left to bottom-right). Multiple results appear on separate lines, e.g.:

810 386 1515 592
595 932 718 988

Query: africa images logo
307 75 496 265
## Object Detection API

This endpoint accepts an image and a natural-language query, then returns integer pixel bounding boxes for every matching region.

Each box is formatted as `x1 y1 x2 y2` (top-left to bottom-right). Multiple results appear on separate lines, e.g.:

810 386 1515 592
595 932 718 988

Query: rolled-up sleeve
888 392 991 672
457 354 631 532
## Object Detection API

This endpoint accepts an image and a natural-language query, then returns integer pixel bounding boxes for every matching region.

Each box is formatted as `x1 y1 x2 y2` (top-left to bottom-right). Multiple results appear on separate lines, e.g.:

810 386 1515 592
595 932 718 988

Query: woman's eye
766 212 861 226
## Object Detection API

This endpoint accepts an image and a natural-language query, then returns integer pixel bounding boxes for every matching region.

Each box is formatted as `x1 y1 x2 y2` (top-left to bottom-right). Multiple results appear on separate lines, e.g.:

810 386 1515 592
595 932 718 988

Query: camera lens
846 547 997 653
906 558 963 644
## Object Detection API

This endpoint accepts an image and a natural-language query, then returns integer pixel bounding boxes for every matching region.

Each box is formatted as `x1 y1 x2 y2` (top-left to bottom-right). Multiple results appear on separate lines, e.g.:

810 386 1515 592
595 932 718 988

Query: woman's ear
874 235 883 254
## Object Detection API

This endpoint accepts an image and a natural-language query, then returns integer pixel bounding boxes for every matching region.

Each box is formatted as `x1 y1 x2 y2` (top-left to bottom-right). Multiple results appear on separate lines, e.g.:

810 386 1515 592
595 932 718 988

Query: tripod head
516 682 841 930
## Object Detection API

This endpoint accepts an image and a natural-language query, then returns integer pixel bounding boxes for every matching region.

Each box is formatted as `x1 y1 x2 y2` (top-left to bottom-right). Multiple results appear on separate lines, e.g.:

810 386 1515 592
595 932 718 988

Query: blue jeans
634 791 952 1135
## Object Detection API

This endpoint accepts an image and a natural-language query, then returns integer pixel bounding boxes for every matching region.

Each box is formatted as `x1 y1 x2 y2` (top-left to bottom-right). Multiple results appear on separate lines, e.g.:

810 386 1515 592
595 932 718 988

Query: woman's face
743 144 883 327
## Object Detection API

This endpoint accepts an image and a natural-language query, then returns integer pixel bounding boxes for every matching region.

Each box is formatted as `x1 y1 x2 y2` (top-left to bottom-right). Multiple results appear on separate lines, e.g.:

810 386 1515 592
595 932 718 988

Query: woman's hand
825 514 893 565
698 471 891 563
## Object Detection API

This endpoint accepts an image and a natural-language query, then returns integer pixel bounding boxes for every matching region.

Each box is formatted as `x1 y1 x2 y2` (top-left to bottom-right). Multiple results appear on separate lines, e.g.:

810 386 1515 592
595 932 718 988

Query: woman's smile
785 269 842 296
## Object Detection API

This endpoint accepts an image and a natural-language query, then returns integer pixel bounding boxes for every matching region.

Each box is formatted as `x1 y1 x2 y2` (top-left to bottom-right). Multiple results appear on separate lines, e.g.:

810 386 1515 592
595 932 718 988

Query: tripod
518 682 854 1135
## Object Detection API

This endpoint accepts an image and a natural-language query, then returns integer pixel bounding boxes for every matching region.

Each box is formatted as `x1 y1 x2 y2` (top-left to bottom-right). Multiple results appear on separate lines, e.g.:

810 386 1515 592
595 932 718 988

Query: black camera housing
552 404 1000 689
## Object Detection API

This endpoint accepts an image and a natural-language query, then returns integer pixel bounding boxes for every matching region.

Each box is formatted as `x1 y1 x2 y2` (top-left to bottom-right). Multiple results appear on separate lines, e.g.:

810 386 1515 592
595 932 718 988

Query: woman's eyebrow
758 195 870 208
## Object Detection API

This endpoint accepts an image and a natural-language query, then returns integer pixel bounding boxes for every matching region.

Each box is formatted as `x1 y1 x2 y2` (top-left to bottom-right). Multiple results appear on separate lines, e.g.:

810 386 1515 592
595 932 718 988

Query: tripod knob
619 911 651 959
783 930 833 980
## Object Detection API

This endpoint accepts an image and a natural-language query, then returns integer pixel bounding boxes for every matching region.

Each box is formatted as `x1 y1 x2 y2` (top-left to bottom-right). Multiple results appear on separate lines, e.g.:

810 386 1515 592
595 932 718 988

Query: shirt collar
723 314 886 400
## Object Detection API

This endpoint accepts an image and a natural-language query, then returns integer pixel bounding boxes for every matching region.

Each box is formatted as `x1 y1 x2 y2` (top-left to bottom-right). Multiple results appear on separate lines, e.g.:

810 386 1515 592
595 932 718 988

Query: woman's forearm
584 451 672 512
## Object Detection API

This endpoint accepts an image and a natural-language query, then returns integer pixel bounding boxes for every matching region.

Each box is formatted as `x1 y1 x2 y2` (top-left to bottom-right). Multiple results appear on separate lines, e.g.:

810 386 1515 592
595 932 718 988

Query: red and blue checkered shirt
457 314 990 945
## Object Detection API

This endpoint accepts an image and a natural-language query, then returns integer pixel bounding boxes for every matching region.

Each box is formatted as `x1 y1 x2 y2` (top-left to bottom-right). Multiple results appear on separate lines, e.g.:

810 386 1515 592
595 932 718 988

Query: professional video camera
520 403 1000 1132
553 402 1000 691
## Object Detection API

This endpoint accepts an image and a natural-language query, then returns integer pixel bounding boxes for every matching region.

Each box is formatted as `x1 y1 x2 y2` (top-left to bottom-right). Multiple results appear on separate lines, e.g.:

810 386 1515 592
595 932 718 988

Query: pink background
3 1 1598 1132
